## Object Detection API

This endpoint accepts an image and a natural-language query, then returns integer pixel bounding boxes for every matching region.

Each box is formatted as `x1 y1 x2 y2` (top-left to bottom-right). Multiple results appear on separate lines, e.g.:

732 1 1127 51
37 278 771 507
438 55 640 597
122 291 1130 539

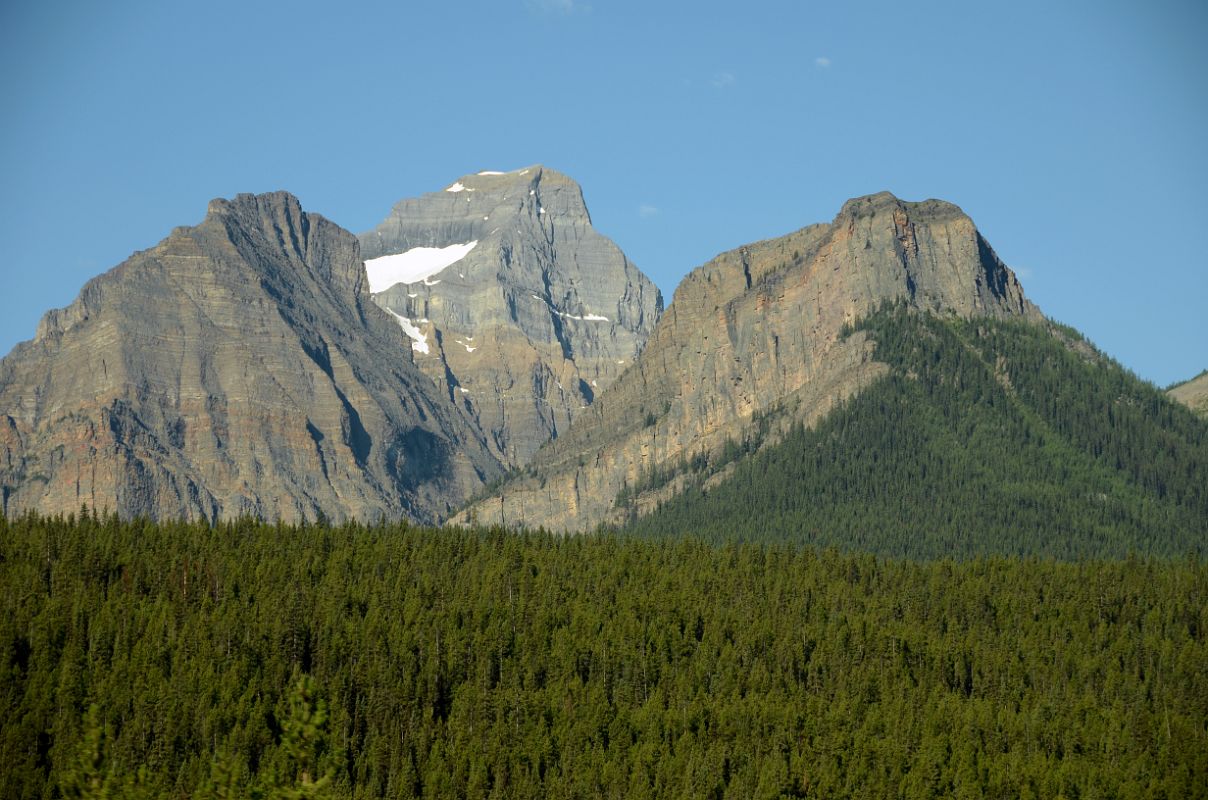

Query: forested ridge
5 307 1208 797
626 306 1208 559
2 514 1206 798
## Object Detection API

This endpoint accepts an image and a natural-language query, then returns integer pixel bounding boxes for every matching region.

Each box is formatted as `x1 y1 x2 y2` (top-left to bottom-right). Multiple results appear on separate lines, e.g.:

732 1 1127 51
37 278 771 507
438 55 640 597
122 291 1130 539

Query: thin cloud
711 71 737 89
1014 266 1034 279
815 56 832 69
638 204 660 218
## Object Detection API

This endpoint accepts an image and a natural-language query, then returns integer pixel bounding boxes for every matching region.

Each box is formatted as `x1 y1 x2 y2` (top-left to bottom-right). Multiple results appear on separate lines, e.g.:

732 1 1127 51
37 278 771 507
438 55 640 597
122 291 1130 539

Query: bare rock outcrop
360 166 663 465
0 192 501 522
455 191 1040 531
1169 371 1208 418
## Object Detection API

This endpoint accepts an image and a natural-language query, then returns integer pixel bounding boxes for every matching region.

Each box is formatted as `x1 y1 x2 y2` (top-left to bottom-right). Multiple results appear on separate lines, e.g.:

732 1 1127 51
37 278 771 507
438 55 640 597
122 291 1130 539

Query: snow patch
529 293 609 322
384 308 430 355
478 171 505 175
455 338 477 353
446 182 474 193
365 241 477 292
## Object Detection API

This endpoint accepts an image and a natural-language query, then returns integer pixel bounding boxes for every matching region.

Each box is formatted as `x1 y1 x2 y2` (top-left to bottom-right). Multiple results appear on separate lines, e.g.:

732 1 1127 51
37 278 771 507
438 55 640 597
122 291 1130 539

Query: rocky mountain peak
361 165 591 261
359 167 662 465
457 191 1041 531
1 191 500 523
199 191 368 299
206 189 301 217
828 190 1033 319
441 164 587 207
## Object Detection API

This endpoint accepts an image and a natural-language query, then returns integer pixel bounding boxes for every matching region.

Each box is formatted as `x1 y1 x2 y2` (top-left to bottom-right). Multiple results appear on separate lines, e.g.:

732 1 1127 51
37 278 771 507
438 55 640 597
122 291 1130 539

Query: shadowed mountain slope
0 192 501 522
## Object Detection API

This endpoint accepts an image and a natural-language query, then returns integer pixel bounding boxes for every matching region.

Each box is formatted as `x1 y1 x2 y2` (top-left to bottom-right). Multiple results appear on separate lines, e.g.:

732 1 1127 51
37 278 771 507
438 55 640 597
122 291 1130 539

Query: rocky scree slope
0 192 501 523
360 166 663 465
454 191 1039 531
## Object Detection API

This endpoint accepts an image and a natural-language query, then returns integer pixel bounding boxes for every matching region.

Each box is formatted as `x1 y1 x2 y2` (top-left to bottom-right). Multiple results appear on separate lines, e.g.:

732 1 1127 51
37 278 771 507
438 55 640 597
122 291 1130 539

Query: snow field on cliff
366 241 478 292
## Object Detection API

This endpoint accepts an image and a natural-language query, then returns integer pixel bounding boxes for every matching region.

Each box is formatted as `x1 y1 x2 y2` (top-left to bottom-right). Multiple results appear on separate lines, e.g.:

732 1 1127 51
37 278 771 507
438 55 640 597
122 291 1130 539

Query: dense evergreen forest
2 514 1206 798
626 307 1208 559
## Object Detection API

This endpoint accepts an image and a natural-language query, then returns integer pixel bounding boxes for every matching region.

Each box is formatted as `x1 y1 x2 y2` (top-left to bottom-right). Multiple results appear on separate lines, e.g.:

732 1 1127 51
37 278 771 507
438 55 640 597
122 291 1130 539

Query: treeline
2 513 1206 797
627 307 1208 559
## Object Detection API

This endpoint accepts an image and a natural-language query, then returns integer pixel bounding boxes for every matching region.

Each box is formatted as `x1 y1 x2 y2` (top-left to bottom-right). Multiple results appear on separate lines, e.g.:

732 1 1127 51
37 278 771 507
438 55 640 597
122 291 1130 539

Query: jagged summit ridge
0 179 1044 528
1 191 500 523
0 164 664 524
359 165 663 465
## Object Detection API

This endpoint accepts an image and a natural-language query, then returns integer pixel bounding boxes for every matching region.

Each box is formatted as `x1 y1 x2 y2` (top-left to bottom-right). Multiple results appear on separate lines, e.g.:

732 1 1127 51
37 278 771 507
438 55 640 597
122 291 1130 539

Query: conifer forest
2 513 1205 798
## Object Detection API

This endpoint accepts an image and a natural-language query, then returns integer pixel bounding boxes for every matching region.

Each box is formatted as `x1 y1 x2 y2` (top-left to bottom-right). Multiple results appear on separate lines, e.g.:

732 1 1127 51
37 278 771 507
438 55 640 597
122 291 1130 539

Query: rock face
1169 371 1208 418
455 191 1040 531
360 166 663 465
0 192 501 523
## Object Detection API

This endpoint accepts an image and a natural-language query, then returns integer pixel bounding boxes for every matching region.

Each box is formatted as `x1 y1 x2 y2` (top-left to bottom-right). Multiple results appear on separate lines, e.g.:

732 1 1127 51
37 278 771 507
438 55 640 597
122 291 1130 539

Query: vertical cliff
455 192 1039 530
360 166 663 464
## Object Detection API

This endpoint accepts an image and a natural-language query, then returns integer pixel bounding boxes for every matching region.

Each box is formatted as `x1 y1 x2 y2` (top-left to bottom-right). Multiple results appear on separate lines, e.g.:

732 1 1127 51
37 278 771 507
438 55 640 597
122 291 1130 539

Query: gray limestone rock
454 191 1041 531
0 192 501 523
359 166 663 464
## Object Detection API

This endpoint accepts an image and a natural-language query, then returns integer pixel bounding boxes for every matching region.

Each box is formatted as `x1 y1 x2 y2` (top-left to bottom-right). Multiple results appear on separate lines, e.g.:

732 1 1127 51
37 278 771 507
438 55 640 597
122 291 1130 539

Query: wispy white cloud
638 204 660 218
711 71 737 89
526 0 589 14
1014 266 1034 279
814 56 831 69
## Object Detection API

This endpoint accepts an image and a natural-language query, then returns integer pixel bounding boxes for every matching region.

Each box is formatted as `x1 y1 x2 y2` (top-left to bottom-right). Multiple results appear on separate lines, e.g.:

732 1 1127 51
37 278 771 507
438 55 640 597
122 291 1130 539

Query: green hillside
626 306 1208 559
2 515 1205 798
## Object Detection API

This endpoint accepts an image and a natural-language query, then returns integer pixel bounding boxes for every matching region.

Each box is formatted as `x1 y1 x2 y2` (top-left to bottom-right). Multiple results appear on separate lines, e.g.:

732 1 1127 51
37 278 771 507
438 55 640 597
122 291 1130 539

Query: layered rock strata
360 166 663 464
455 191 1040 531
0 192 500 523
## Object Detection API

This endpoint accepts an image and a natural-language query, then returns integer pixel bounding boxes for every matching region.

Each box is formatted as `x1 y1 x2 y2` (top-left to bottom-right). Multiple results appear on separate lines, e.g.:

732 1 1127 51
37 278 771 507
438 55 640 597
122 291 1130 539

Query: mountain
627 306 1208 558
455 191 1040 531
0 192 501 523
360 166 662 464
1169 370 1208 418
5 178 1195 538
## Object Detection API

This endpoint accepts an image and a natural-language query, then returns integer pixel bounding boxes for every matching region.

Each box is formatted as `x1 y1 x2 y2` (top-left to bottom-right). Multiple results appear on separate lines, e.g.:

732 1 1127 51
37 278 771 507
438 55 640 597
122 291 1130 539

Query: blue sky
1 0 1205 385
